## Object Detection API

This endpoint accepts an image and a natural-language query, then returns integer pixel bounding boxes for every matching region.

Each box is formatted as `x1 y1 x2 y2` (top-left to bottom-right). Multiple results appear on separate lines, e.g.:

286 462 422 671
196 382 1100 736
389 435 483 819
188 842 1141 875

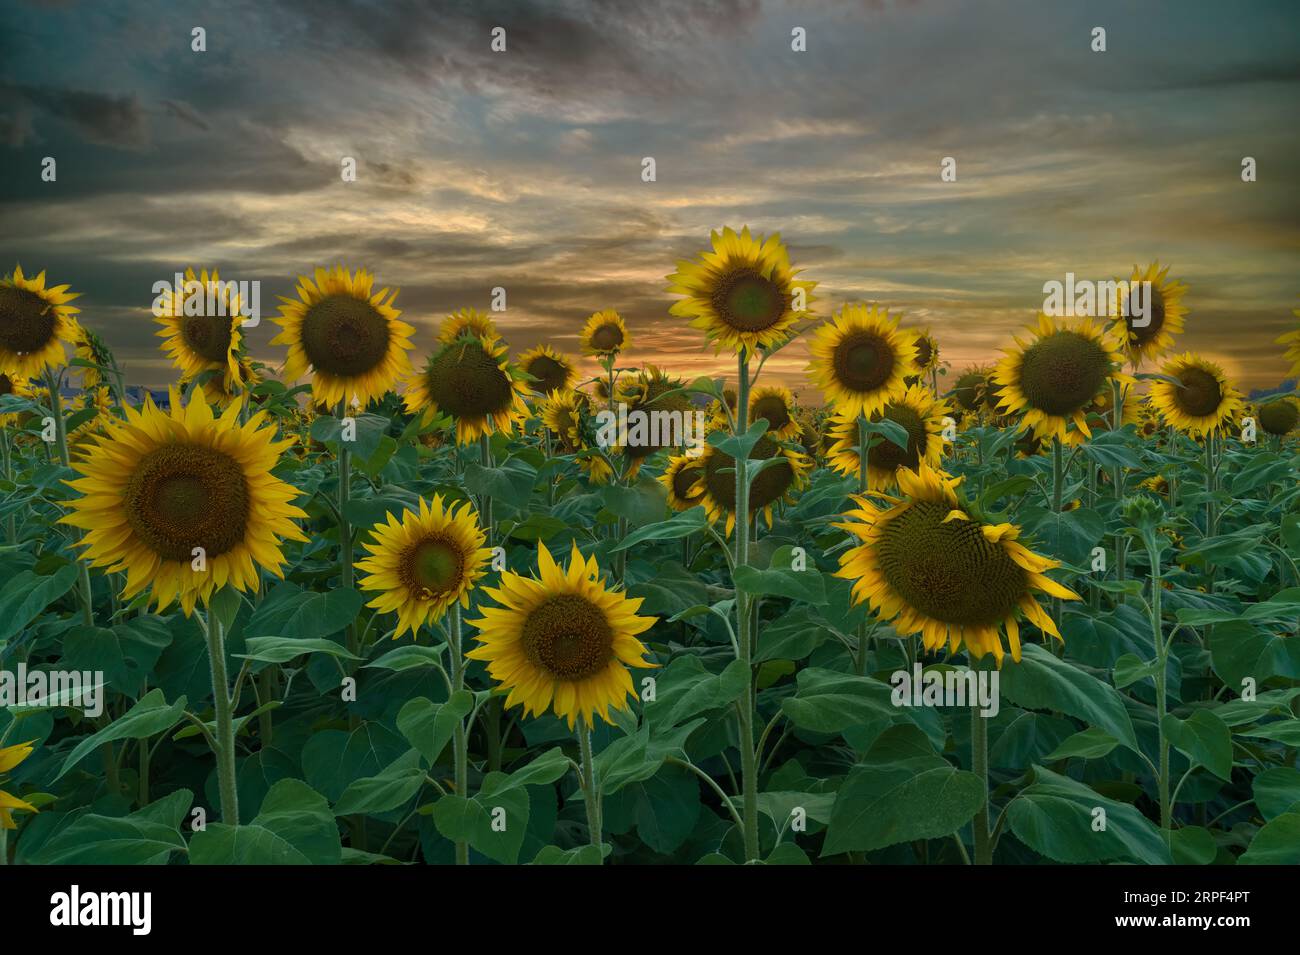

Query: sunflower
1085 382 1140 435
578 450 615 485
155 267 244 391
1278 307 1300 378
439 307 500 346
908 328 940 376
660 453 707 511
950 367 992 414
68 385 113 452
993 314 1129 444
1257 396 1299 437
466 541 657 730
748 385 801 441
693 434 813 534
835 463 1079 665
615 365 691 474
273 265 415 408
580 309 628 356
355 495 491 638
0 372 33 426
60 387 308 616
0 740 37 830
808 303 915 419
404 334 530 445
666 226 816 355
73 325 111 389
1110 262 1187 366
827 385 949 490
187 356 262 409
1148 352 1244 437
541 387 586 447
0 265 81 379
518 344 576 395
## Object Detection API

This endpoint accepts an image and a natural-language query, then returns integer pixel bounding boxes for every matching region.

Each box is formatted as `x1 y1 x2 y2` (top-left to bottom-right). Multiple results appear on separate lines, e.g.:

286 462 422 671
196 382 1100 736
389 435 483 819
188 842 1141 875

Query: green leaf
464 457 537 502
244 583 364 641
27 791 192 865
1043 727 1120 761
0 565 78 642
707 419 769 460
396 691 474 764
1170 826 1217 865
333 750 426 816
1162 710 1232 779
823 757 984 855
1209 620 1300 687
733 564 825 605
1239 719 1300 746
643 656 748 729
365 644 445 672
531 845 604 865
611 506 706 551
999 644 1139 751
190 779 341 865
1253 767 1300 821
780 668 900 735
56 689 188 781
236 637 362 665
1021 506 1105 565
1240 812 1300 864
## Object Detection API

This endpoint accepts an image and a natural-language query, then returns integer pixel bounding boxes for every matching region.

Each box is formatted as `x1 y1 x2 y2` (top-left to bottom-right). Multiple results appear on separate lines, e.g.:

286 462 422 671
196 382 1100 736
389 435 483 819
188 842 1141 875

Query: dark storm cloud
5 84 149 149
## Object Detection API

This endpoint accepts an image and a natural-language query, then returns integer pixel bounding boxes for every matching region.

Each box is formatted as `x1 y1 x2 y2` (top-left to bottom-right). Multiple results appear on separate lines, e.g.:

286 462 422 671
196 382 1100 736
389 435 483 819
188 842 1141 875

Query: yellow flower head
1148 352 1244 437
0 264 82 379
403 334 530 445
580 309 628 356
808 303 915 419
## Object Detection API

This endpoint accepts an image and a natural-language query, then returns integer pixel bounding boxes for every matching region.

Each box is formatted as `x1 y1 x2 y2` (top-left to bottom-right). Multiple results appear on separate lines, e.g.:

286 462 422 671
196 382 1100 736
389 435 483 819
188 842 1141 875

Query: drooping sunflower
693 434 813 534
73 325 112 389
541 387 586 447
908 328 940 377
1257 396 1299 437
518 344 576 395
1278 307 1300 378
827 385 950 490
808 303 915 419
0 265 81 379
466 541 657 730
666 226 816 355
614 365 692 475
950 366 992 415
68 385 114 453
1110 261 1187 366
439 307 500 346
993 314 1129 444
660 453 707 511
1148 352 1244 437
748 384 801 441
60 388 308 616
273 265 415 408
404 334 530 445
186 356 262 409
834 463 1079 665
155 267 244 390
355 495 491 638
0 740 37 830
580 309 628 356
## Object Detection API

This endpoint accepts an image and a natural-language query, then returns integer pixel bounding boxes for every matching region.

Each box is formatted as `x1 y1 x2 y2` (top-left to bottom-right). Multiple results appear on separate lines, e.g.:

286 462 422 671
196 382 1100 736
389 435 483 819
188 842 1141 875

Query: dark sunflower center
400 535 464 599
123 444 249 562
1258 399 1299 436
914 337 933 368
877 501 1028 627
422 340 514 418
867 404 927 472
0 286 57 354
526 355 568 393
672 464 704 502
751 394 791 432
1122 285 1166 344
180 312 234 364
711 269 788 333
300 294 392 377
704 437 790 511
521 593 614 680
589 323 624 352
1174 366 1223 418
833 331 895 393
0 374 13 395
952 373 986 411
1017 331 1111 415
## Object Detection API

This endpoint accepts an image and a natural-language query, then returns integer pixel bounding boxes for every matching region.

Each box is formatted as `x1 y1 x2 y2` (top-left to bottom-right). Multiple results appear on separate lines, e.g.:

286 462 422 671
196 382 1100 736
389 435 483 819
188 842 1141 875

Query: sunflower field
2 232 1300 868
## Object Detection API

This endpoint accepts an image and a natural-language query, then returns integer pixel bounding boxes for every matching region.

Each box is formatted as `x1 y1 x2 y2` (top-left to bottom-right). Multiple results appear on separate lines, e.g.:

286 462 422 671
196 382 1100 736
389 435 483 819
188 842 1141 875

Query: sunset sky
3 0 1298 398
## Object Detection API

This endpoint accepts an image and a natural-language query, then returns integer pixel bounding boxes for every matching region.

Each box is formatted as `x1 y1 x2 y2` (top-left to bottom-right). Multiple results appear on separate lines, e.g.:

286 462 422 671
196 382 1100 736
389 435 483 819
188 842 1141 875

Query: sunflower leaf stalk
733 351 760 863
44 367 94 626
577 719 602 851
970 703 992 864
448 603 470 865
202 606 240 825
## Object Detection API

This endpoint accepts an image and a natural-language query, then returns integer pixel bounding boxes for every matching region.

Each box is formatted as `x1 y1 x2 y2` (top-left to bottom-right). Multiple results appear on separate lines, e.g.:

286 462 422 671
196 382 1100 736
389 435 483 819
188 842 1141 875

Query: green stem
202 608 240 825
578 719 602 852
971 705 992 865
478 433 494 545
449 604 469 866
1145 536 1171 840
733 352 759 863
45 369 94 626
337 403 357 656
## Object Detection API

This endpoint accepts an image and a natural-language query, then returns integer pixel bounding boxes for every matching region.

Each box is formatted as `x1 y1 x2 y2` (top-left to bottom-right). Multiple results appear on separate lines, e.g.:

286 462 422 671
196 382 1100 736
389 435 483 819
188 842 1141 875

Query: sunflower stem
448 603 470 865
336 402 357 657
1143 534 1172 841
478 433 494 546
44 368 94 627
733 351 760 863
970 704 992 865
1 429 15 543
577 719 602 852
202 608 240 825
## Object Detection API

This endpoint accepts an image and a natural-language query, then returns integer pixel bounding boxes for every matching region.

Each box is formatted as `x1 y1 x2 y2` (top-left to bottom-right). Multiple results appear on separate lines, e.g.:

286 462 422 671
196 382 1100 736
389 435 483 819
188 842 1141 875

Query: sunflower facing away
808 303 916 419
155 267 244 390
0 740 37 829
950 366 993 415
827 385 950 490
835 463 1079 665
666 226 816 355
748 384 801 441
466 541 657 730
518 344 576 395
1148 352 1244 436
273 265 415 408
1257 396 1299 437
693 434 813 535
0 265 81 379
580 309 628 356
660 453 707 512
908 328 940 376
541 387 586 447
355 495 491 638
61 388 308 616
404 334 530 444
1110 261 1187 366
993 314 1128 444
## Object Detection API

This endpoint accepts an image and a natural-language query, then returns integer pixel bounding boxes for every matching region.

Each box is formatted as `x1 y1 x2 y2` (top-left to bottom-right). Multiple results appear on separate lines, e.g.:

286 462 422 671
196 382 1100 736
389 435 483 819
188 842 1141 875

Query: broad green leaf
56 689 188 781
999 644 1138 751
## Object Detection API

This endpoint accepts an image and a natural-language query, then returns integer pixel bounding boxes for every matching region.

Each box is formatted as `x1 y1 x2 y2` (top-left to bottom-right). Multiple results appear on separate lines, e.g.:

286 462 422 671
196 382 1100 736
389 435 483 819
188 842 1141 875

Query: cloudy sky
2 0 1298 397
